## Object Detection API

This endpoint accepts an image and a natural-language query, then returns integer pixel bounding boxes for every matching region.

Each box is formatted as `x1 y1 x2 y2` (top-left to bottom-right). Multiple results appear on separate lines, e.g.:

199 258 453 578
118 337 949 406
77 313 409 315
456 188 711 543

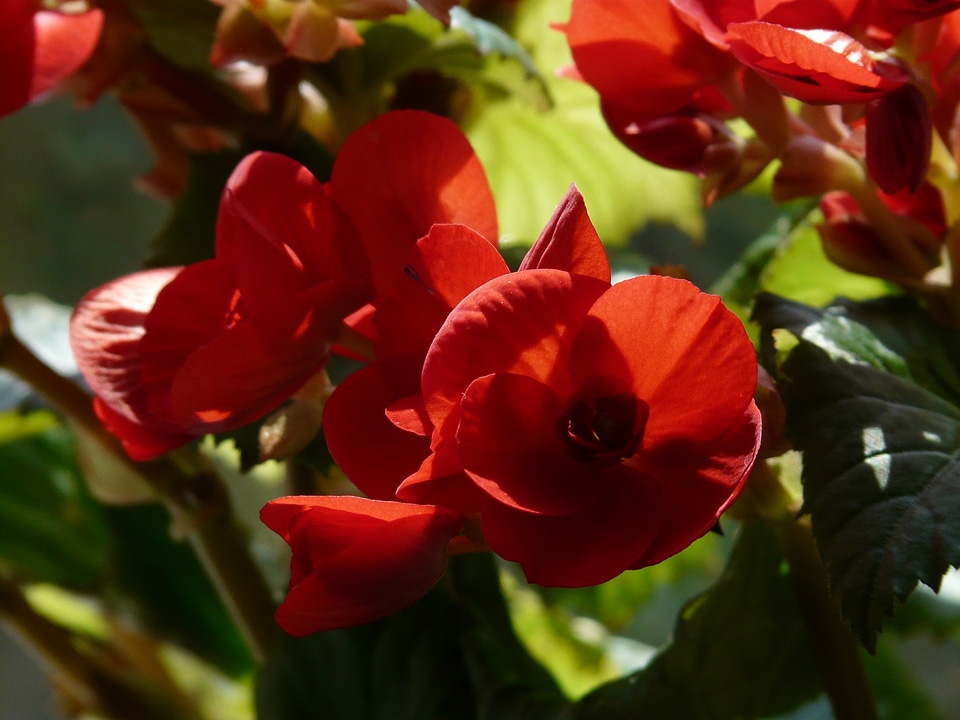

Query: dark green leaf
563 523 822 720
754 294 960 406
0 412 110 587
449 554 568 720
772 340 960 652
257 565 479 720
102 503 255 676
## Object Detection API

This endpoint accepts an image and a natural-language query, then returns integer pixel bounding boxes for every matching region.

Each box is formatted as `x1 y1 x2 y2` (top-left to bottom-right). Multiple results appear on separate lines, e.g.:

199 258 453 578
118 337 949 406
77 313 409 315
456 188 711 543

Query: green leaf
753 294 960 405
102 503 255 676
771 340 960 652
757 212 894 307
450 555 568 720
564 523 822 720
0 412 111 588
864 641 944 720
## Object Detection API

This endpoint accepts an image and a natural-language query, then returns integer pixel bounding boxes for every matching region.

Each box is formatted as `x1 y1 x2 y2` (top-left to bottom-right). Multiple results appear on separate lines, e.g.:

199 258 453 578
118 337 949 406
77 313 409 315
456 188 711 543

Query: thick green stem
0 333 276 662
776 518 879 720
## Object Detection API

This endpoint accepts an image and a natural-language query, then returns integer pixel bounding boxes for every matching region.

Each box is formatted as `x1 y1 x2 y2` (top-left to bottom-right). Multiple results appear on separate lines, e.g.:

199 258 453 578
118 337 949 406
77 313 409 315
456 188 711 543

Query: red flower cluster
71 110 761 635
1 0 103 118
561 0 960 198
70 111 494 459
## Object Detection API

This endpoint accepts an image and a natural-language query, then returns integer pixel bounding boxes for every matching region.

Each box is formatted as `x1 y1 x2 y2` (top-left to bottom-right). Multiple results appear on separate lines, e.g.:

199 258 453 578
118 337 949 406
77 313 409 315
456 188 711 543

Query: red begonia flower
261 496 462 635
419 272 761 586
139 151 371 435
324 187 608 506
1 0 103 118
70 268 196 460
563 0 737 116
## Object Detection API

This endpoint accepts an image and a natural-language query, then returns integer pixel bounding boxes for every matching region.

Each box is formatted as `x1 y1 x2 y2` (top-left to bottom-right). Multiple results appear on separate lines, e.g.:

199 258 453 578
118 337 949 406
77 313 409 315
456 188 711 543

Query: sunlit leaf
758 213 894 306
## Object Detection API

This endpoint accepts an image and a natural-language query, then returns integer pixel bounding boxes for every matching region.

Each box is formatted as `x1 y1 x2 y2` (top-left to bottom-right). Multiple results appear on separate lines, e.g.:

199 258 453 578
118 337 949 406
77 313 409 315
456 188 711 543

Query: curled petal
70 268 193 457
261 496 462 635
519 185 610 282
727 22 908 104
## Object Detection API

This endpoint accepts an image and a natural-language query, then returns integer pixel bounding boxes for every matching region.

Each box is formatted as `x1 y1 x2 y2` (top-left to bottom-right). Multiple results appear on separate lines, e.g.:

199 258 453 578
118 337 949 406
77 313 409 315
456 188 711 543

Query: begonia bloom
417 272 761 586
261 496 462 635
324 187 606 506
1 0 104 118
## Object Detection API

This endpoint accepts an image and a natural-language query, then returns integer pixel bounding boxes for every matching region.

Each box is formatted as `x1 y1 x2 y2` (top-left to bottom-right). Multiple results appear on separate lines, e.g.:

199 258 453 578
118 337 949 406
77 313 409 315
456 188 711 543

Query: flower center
559 373 648 465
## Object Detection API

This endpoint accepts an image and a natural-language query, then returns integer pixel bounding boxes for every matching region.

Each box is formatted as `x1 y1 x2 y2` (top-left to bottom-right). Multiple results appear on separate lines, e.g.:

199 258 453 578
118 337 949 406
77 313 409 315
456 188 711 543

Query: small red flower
260 496 463 635
1 0 103 118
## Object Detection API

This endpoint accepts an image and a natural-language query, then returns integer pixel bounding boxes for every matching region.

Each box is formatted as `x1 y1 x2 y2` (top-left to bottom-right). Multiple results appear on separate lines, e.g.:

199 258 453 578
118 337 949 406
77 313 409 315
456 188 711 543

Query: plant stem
0 333 277 662
776 517 879 720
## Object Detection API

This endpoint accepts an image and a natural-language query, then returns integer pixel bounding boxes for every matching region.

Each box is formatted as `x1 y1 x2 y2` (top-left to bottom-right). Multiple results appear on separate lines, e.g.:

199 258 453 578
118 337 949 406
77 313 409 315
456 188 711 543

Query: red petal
1 5 104 118
565 0 736 115
216 152 370 323
167 281 366 433
323 363 432 500
376 223 508 361
329 110 498 293
480 471 664 587
455 373 600 515
93 398 193 461
261 496 462 635
519 186 610 282
395 445 484 512
139 261 238 424
422 270 608 442
727 22 908 103
569 276 757 451
630 401 761 567
70 268 187 430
